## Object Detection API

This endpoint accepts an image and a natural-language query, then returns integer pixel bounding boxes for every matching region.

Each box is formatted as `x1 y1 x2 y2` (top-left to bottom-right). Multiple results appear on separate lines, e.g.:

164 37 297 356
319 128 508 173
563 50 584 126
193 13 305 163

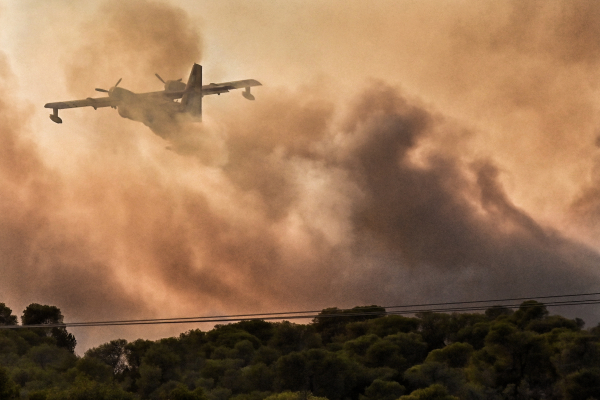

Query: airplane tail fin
181 64 202 118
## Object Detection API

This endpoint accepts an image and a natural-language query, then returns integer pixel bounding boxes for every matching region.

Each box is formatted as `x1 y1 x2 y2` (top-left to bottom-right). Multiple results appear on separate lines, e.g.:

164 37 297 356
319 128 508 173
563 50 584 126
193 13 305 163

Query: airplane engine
155 73 186 92
165 80 186 92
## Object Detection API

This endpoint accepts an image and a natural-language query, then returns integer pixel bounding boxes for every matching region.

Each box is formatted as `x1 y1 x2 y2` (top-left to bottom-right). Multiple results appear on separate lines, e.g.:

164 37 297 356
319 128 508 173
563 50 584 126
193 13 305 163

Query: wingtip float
44 63 261 127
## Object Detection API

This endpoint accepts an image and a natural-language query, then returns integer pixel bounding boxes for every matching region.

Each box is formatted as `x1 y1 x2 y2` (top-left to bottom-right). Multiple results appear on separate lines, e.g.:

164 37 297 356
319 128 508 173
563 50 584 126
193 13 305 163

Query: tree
404 362 464 395
510 301 548 328
305 348 356 400
526 315 581 334
552 331 600 375
124 339 154 373
263 391 328 400
365 315 419 337
136 362 162 397
365 333 427 372
85 339 129 375
27 343 76 370
240 362 276 392
0 366 19 399
485 306 513 320
45 376 134 400
363 379 405 400
168 384 208 400
399 384 459 400
232 320 276 345
207 325 262 349
275 352 308 392
22 303 64 325
21 304 76 353
313 306 386 343
564 368 600 400
425 342 473 368
416 313 451 350
76 356 113 382
0 303 17 325
270 321 321 354
344 334 380 359
478 321 556 393
452 322 490 350
142 343 181 382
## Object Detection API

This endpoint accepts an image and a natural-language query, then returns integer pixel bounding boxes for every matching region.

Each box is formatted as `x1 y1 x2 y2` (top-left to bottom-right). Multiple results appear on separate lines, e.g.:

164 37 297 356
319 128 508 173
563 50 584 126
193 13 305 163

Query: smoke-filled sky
2 0 600 352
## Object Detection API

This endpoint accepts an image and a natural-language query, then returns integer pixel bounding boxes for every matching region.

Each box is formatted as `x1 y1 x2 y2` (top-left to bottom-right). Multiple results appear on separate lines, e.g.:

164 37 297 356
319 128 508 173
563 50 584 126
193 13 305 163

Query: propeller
156 73 184 92
95 78 122 93
155 73 182 83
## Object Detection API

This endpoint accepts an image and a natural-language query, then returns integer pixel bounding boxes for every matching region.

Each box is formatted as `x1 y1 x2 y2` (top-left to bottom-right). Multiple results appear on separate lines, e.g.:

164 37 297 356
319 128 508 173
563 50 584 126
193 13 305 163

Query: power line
1 290 598 330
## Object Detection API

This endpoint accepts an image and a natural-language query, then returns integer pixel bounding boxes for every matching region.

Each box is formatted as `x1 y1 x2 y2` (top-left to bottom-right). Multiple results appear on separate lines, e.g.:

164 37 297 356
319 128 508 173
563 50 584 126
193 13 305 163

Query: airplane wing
44 97 120 110
201 79 262 95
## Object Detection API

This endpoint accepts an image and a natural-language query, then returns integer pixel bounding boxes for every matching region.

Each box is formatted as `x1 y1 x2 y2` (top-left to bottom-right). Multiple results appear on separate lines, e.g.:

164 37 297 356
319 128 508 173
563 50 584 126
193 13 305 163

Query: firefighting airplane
44 64 261 126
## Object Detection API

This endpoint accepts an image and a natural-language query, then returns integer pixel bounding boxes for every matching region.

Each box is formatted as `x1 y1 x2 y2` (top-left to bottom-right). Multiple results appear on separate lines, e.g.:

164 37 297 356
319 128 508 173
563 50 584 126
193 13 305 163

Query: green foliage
344 334 380 358
362 379 405 400
21 304 76 353
484 321 555 388
365 333 427 372
275 352 307 392
416 313 451 350
22 304 65 326
564 368 600 400
0 365 19 399
143 343 181 379
233 320 276 345
425 342 473 368
404 362 464 395
240 363 275 392
510 301 548 328
1 300 600 399
27 344 77 370
85 338 129 375
452 322 489 350
76 356 113 382
313 306 386 343
136 362 162 397
125 338 154 372
526 315 581 334
269 322 321 354
208 325 262 349
45 376 134 400
168 384 208 400
264 391 328 400
484 306 513 320
252 346 281 366
0 303 17 325
347 315 419 340
305 348 356 400
399 384 459 400
552 331 600 375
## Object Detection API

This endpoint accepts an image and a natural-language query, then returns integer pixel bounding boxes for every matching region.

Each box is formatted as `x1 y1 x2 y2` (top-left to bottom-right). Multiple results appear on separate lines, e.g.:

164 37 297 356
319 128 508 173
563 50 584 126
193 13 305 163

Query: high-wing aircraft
44 64 261 128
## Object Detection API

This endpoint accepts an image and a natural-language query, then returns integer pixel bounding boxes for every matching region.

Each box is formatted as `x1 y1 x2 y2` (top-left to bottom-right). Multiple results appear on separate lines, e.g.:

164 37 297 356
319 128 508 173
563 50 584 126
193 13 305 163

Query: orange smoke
1 0 600 352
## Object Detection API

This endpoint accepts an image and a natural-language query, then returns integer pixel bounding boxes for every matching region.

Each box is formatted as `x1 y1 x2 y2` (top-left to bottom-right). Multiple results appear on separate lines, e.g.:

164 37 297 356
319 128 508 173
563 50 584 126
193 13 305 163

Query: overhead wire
1 291 599 330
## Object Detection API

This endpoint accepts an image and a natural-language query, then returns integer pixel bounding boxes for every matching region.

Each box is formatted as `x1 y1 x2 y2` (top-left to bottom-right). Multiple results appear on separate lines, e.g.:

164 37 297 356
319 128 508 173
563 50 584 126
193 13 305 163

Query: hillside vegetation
1 301 599 400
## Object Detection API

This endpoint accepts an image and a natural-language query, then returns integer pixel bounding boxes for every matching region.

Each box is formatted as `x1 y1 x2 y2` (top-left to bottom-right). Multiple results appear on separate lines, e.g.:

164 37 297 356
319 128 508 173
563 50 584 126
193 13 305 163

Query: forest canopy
0 301 599 400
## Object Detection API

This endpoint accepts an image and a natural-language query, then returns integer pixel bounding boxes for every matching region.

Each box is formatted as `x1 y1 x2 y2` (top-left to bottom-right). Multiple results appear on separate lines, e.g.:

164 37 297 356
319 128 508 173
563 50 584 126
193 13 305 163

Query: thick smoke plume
2 0 600 352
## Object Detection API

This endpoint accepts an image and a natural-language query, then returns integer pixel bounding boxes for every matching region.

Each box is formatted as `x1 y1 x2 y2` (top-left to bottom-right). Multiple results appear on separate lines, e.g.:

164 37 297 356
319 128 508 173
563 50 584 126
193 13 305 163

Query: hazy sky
1 0 600 353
